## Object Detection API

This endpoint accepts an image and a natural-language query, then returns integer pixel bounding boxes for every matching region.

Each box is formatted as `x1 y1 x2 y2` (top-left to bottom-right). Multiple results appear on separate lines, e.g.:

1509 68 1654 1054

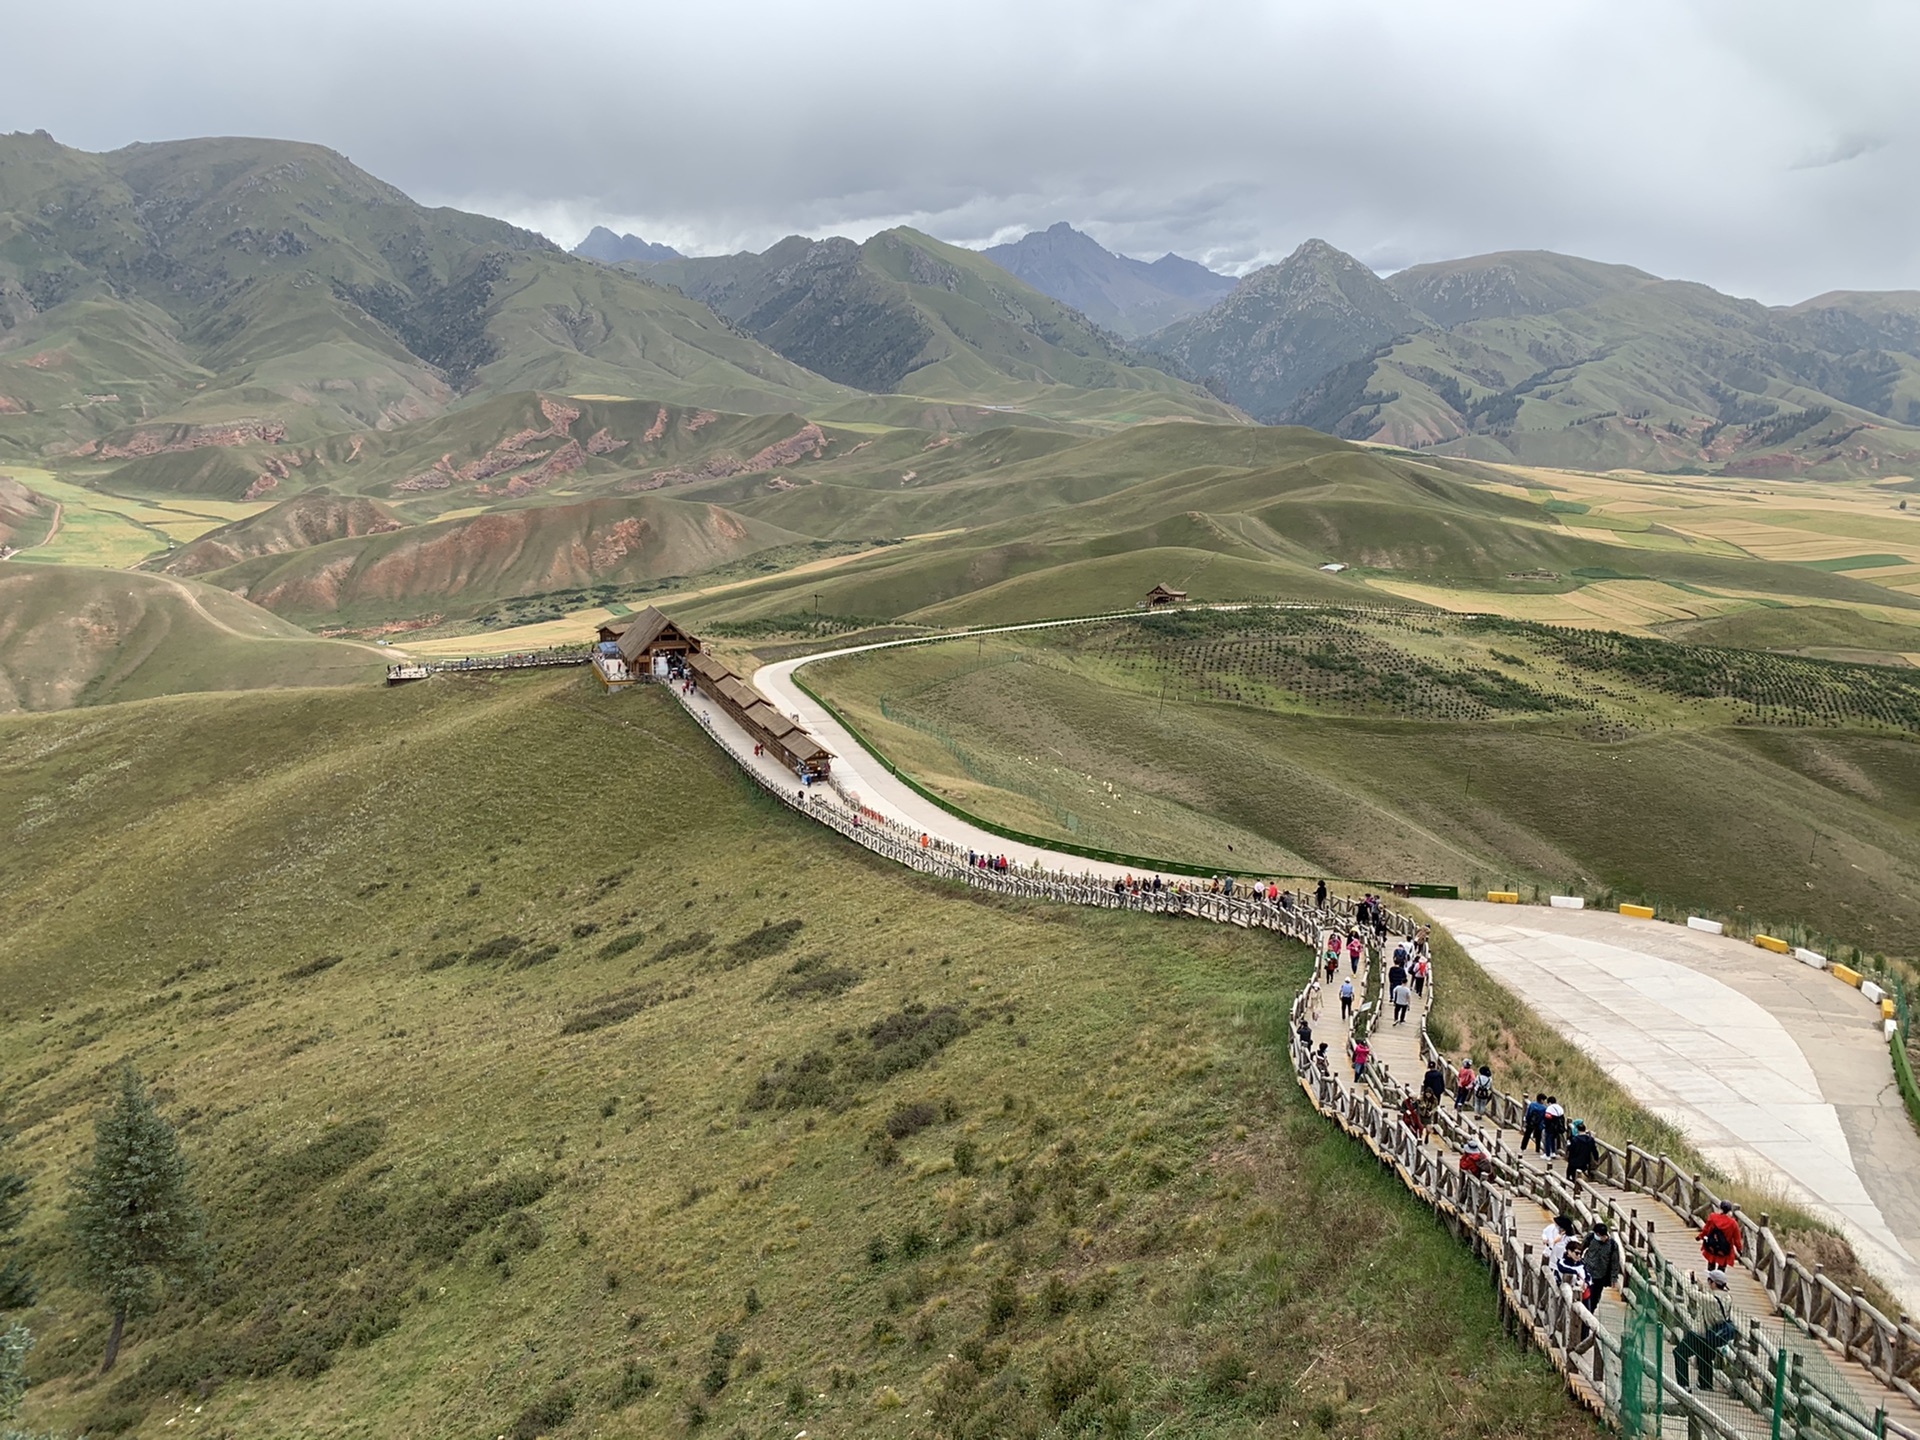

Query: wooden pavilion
611 607 702 676
1146 584 1188 607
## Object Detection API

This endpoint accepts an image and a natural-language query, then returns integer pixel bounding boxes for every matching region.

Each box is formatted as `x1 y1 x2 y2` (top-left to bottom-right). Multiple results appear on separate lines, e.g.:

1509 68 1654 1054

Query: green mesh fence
1619 1277 1666 1437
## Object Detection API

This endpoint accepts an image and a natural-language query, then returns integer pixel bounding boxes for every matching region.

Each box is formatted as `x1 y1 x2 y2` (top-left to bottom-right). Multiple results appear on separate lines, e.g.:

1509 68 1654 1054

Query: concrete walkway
1424 900 1920 1318
753 627 1204 884
733 629 1920 1318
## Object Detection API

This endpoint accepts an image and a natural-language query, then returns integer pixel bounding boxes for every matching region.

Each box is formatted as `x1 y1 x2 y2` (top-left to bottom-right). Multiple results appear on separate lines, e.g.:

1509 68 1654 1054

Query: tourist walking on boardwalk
1542 1096 1566 1158
1582 1221 1622 1300
1391 980 1411 1024
1542 1212 1574 1265
1351 1038 1372 1083
1422 1059 1447 1105
1564 1119 1599 1183
1696 1201 1743 1285
1338 977 1355 1020
1454 1059 1476 1112
1522 1093 1547 1152
1346 933 1362 973
1315 878 1327 907
1472 1064 1493 1116
1672 1279 1737 1393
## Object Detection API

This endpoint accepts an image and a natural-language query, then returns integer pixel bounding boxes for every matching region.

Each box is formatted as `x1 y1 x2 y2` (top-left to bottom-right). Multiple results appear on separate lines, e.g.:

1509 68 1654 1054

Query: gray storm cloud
5 0 1918 302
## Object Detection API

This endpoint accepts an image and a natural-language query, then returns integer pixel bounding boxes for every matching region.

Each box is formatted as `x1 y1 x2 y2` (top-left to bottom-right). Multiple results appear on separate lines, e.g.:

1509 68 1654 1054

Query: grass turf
0 674 1593 1439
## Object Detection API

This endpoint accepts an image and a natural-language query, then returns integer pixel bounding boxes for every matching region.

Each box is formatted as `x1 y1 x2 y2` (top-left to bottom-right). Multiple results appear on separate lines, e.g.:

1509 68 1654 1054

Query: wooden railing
1402 1010 1920 1412
678 688 1916 1438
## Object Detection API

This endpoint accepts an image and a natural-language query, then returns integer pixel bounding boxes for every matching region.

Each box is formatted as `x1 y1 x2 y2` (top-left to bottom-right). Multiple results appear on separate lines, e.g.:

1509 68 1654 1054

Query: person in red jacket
1697 1201 1743 1285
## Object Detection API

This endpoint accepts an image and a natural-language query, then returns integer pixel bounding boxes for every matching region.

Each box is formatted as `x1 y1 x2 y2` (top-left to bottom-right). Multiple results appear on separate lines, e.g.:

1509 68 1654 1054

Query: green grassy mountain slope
1146 240 1425 422
808 613 1920 941
0 564 383 710
648 228 1239 424
980 223 1235 338
0 133 849 457
0 674 1594 1440
1385 250 1659 327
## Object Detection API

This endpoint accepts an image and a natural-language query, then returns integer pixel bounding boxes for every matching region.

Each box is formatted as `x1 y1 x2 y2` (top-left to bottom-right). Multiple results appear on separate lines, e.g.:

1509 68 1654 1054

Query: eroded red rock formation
96 420 289 460
746 423 827 472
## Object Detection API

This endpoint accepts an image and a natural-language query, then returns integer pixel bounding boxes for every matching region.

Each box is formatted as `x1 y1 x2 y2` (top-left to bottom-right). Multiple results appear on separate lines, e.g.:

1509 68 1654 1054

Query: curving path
1425 900 1920 1319
738 619 1920 1316
753 617 1188 881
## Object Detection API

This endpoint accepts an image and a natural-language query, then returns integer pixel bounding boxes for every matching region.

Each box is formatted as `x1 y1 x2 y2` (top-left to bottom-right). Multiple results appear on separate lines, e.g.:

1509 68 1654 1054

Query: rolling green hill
806 611 1920 943
647 228 1240 425
668 422 1920 631
0 564 383 710
0 673 1595 1440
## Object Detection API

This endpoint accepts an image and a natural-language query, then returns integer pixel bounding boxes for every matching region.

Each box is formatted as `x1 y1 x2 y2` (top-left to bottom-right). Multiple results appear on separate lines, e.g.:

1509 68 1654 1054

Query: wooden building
612 607 702 676
685 651 834 780
1146 584 1188 607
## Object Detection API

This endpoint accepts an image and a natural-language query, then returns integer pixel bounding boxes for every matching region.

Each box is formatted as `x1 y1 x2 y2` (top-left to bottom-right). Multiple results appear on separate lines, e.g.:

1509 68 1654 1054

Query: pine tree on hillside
69 1068 206 1373
0 1126 31 1313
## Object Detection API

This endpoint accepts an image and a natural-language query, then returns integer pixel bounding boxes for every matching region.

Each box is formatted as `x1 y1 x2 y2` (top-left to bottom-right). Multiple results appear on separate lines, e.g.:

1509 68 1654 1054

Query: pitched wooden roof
689 651 733 682
742 702 801 739
615 607 698 663
715 676 761 712
1146 583 1188 601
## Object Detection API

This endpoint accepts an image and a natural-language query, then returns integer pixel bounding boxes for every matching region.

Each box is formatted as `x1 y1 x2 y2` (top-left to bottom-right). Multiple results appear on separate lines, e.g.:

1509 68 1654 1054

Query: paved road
752 620 1212 883
1425 900 1920 1318
739 627 1920 1316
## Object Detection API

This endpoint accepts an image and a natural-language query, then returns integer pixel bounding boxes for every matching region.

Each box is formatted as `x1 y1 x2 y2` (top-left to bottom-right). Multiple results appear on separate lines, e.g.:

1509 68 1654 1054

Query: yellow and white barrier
1832 964 1863 987
1487 891 1519 904
1549 895 1585 909
1619 903 1655 920
1793 947 1828 970
1687 916 1724 935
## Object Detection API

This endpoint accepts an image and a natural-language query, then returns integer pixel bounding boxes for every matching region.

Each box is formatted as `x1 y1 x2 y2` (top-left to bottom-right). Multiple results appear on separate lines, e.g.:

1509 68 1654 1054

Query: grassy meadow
803 610 1920 945
0 673 1596 1440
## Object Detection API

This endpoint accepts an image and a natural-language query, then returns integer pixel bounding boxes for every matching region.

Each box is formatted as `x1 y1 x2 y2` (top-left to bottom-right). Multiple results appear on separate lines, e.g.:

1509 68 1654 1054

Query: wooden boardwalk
678 687 1920 1440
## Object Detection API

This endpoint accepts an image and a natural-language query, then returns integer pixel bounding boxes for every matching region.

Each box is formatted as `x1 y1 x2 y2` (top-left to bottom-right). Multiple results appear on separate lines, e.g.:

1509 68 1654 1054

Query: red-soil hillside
207 494 808 623
154 492 406 577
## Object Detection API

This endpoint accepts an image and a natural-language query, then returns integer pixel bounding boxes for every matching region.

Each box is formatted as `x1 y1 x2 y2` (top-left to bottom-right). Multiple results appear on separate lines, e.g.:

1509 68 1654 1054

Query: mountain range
1133 240 1920 477
6 128 1920 498
639 229 1234 424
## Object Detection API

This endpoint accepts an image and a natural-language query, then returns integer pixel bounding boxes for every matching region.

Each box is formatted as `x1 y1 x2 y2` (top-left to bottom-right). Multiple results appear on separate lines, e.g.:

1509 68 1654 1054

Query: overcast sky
7 0 1918 303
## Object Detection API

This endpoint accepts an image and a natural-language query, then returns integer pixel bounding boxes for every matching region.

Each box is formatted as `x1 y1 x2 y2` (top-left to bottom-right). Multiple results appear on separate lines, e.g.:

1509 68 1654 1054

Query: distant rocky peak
573 227 682 265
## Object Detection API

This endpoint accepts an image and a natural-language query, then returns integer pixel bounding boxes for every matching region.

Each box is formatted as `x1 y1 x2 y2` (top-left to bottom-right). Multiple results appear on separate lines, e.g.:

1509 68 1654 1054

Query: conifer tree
69 1068 206 1373
0 1127 30 1313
